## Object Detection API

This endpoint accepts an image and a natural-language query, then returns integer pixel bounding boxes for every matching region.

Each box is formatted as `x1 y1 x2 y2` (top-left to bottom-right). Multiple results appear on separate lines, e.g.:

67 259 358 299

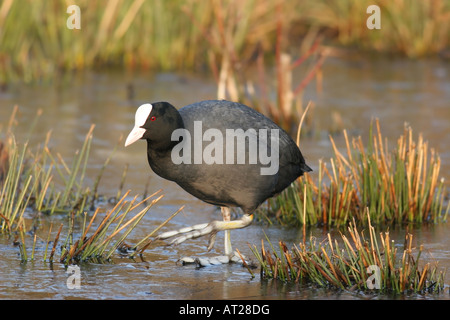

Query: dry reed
261 119 448 226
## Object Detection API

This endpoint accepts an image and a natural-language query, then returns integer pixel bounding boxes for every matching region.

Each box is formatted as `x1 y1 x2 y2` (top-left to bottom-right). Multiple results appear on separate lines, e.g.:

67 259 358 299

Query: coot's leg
157 213 254 253
221 207 232 256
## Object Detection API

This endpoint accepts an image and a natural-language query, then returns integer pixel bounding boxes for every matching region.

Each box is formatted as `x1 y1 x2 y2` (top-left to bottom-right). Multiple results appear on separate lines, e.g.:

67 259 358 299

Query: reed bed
260 119 449 227
0 0 294 83
250 214 446 294
298 0 450 58
201 0 326 134
2 0 447 83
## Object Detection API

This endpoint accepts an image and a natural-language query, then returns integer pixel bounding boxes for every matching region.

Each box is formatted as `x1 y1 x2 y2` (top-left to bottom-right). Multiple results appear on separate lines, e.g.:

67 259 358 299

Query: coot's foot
177 252 247 267
157 222 218 250
156 214 254 252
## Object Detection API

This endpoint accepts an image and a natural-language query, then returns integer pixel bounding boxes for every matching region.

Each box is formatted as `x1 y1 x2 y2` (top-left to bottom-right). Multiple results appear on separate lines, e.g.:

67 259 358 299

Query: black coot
125 100 311 256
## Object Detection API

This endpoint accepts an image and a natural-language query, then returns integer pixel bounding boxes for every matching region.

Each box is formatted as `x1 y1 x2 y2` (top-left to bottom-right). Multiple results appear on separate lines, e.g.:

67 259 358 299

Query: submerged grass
250 213 447 294
16 189 185 265
58 190 164 265
259 119 449 227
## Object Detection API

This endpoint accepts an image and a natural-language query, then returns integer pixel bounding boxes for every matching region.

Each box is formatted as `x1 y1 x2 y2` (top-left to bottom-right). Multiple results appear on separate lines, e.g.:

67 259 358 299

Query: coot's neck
145 104 185 181
146 138 182 182
146 136 179 152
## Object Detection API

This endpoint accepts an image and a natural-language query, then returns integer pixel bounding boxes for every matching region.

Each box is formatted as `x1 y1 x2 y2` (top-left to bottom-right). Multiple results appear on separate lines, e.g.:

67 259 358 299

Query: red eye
150 116 156 121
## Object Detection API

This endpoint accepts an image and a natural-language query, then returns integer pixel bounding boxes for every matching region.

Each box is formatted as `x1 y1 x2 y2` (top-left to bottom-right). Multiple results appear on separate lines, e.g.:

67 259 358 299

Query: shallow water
0 56 449 300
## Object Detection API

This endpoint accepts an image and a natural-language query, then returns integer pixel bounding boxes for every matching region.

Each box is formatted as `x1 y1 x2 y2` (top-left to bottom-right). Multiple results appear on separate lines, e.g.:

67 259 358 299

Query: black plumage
125 100 311 253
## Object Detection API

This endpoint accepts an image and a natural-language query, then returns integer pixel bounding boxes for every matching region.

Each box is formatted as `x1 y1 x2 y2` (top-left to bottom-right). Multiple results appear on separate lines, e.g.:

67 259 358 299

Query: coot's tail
300 163 313 174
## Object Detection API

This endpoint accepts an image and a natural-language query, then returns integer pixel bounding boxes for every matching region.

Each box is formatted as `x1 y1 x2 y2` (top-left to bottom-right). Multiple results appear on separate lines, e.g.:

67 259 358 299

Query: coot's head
125 102 184 149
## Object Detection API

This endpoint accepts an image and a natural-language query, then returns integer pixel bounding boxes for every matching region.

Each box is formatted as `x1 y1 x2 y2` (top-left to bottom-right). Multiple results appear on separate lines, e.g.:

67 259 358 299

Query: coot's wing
176 100 310 210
